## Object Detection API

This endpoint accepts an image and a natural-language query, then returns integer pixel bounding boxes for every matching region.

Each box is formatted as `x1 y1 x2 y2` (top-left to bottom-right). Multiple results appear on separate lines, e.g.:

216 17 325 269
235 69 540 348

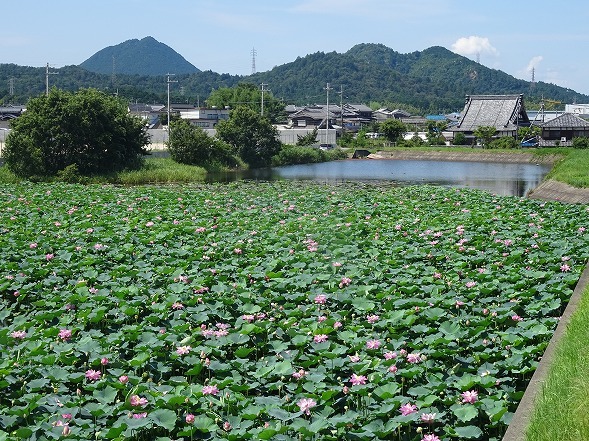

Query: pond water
207 159 551 197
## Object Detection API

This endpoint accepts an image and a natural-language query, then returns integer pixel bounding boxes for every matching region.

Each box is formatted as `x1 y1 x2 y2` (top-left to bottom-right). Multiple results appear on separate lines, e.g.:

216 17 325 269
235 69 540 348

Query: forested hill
1 42 587 113
80 36 200 76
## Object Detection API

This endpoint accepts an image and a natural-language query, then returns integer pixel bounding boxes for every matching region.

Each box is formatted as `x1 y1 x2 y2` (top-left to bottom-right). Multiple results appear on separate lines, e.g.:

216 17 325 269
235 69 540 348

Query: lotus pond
1 182 588 441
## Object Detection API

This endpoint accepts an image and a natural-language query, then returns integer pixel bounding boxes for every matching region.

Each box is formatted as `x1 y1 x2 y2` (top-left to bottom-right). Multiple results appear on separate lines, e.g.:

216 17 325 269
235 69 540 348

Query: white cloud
451 36 498 57
526 55 543 73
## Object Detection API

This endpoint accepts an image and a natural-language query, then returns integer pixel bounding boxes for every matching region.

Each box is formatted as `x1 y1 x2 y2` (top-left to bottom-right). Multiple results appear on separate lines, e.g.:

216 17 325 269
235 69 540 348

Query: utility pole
260 83 268 116
338 85 344 128
45 63 58 96
166 73 177 142
325 83 332 144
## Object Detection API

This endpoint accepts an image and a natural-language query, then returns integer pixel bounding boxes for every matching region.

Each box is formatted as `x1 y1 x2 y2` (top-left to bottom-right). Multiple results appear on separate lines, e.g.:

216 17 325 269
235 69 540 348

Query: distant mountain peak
80 36 200 76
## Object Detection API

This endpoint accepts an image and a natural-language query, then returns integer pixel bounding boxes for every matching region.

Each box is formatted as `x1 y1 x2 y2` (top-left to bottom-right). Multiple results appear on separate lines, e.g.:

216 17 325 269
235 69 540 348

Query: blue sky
3 0 589 96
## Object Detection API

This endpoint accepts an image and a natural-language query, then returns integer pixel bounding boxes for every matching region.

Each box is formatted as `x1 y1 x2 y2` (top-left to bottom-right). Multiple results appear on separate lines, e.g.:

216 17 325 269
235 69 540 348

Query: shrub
490 136 518 149
572 136 589 149
167 119 241 169
4 88 149 178
272 145 347 166
453 132 467 146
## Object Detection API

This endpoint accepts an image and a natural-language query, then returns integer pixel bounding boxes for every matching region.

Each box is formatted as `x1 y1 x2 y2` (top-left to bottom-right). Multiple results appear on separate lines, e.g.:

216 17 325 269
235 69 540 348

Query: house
373 108 411 123
287 105 339 129
179 107 230 129
450 94 531 142
128 103 164 128
537 113 589 146
0 105 25 120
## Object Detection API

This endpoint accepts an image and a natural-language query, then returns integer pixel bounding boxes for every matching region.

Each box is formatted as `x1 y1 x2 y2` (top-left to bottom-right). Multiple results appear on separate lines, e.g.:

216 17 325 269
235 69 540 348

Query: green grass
110 157 207 184
525 285 589 440
545 149 589 188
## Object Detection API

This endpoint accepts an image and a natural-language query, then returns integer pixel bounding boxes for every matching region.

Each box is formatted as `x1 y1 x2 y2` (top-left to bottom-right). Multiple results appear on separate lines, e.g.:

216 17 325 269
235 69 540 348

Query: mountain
247 43 587 112
1 42 587 113
80 36 200 76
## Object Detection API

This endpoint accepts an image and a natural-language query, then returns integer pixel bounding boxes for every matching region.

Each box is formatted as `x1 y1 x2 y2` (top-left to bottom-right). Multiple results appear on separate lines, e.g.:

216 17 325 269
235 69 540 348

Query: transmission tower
8 78 15 96
251 47 257 74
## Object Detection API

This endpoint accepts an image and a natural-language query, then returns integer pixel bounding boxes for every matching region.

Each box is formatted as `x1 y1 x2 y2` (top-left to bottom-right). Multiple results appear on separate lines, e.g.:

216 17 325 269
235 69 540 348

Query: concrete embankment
371 150 560 164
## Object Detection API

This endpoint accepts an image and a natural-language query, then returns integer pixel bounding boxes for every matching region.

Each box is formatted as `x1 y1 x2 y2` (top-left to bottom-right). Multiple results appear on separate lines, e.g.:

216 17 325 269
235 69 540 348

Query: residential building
537 113 589 146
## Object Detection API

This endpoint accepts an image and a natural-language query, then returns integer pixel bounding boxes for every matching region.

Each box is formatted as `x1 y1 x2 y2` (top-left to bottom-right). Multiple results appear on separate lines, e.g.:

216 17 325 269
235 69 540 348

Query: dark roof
540 113 589 128
453 94 529 131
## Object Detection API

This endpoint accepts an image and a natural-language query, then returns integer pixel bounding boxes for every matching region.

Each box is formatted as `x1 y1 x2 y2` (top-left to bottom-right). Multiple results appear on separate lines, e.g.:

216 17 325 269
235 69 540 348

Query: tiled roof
454 95 527 131
540 112 589 128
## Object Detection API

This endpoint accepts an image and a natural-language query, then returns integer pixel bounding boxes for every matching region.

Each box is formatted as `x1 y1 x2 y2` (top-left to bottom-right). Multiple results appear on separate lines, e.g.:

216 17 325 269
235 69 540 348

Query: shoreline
372 150 589 204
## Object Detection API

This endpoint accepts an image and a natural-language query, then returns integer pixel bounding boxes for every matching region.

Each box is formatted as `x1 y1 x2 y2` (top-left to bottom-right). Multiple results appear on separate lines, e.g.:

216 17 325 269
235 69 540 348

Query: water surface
207 159 551 197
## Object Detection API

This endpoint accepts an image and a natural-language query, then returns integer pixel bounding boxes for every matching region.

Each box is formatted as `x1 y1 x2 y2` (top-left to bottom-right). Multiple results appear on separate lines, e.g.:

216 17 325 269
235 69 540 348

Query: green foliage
207 83 285 123
398 132 426 147
453 132 468 146
272 145 347 166
572 136 589 149
216 106 282 168
473 126 497 148
167 118 240 169
4 88 149 178
56 164 88 184
296 128 319 146
379 119 407 143
518 126 541 141
490 136 518 149
2 43 589 111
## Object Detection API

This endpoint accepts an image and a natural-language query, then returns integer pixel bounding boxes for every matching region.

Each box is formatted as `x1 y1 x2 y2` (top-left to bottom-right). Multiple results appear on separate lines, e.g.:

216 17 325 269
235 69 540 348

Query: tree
215 106 282 168
4 88 148 178
296 128 318 146
167 119 240 169
207 83 285 123
473 126 497 148
379 119 406 143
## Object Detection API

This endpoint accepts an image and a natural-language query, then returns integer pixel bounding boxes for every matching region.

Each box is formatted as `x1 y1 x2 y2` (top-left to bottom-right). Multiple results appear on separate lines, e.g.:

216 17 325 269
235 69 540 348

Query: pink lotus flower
176 345 191 355
406 353 422 364
85 369 101 381
348 354 360 362
58 329 72 341
461 390 478 404
561 263 571 272
185 413 195 424
339 277 351 288
384 351 397 360
350 374 367 386
130 395 148 407
100 357 109 365
420 413 437 423
366 339 381 350
10 330 26 339
465 281 476 288
297 397 317 415
171 302 184 310
132 412 147 419
202 385 219 395
367 314 380 324
46 253 54 261
421 435 441 441
119 375 129 384
388 365 398 374
29 242 37 249
399 402 418 416
333 321 342 329
292 369 307 379
223 421 232 431
314 294 327 304
313 334 328 343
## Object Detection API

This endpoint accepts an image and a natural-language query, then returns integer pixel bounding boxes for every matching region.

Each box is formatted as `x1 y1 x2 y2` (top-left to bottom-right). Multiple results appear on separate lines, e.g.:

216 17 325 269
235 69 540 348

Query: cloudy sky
2 0 589 96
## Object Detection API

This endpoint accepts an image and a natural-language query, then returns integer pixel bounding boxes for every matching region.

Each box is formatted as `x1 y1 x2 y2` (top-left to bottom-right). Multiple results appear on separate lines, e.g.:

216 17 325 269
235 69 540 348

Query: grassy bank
544 149 589 187
524 284 589 439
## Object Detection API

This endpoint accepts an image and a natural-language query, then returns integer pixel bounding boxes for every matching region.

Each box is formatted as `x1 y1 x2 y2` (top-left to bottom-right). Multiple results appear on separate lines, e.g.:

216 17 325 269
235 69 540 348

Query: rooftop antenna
45 63 58 96
251 47 257 74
